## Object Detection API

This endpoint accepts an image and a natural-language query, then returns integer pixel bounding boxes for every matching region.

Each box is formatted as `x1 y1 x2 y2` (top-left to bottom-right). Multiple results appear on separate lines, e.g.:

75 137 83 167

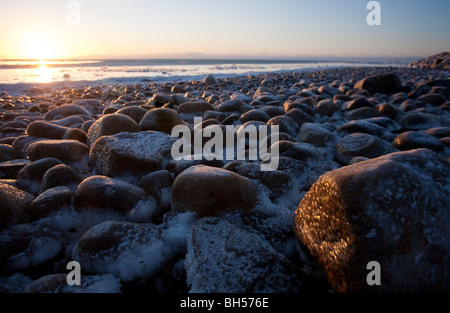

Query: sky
0 0 449 60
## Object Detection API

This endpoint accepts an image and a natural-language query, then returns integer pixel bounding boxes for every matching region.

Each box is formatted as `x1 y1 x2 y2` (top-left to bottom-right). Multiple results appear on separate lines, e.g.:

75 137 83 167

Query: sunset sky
0 0 449 60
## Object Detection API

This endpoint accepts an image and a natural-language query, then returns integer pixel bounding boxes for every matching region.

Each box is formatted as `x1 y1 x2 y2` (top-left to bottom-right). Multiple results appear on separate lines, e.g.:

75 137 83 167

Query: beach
0 59 450 293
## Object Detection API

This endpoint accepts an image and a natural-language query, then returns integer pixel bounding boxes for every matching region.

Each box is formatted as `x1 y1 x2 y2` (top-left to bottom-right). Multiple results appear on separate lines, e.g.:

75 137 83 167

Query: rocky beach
0 54 449 293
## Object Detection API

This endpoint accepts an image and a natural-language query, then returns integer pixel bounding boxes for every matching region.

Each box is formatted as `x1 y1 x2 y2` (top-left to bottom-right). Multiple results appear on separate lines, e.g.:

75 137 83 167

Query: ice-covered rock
28 186 73 221
185 217 308 293
90 131 177 178
294 148 450 292
0 223 64 273
172 165 258 217
72 221 170 282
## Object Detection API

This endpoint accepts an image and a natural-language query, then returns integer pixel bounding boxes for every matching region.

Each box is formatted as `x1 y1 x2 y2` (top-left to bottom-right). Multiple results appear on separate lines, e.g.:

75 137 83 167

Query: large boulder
185 217 308 292
172 165 258 217
293 149 450 292
90 131 176 178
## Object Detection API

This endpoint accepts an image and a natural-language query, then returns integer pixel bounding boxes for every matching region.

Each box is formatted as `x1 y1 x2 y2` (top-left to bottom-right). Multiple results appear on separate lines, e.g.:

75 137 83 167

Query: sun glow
21 33 60 60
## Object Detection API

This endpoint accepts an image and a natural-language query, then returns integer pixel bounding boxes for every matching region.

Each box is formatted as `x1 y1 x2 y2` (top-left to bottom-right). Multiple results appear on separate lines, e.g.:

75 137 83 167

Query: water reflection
38 60 52 83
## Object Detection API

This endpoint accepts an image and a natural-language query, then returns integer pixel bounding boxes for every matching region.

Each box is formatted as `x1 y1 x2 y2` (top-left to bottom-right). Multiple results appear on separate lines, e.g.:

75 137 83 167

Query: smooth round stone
393 131 444 153
139 108 185 134
28 186 74 221
40 164 83 194
0 182 35 229
177 101 214 114
316 100 340 117
216 99 245 113
267 115 299 138
74 175 146 213
0 144 25 162
285 108 315 127
240 109 271 123
336 133 395 165
346 97 375 110
44 105 90 121
115 106 148 124
0 159 30 179
172 165 258 217
87 113 140 147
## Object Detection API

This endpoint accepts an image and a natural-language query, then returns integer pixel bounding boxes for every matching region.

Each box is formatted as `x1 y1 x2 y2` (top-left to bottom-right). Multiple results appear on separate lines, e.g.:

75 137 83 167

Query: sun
21 33 60 60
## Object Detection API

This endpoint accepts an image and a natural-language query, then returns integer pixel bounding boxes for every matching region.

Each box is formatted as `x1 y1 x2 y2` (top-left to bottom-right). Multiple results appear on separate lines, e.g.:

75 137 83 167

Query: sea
0 58 411 94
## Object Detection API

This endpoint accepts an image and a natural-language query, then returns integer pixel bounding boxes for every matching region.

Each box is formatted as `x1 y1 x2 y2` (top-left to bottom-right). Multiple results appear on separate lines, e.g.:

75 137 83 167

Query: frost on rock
185 217 308 293
71 215 195 283
294 148 450 292
90 131 177 179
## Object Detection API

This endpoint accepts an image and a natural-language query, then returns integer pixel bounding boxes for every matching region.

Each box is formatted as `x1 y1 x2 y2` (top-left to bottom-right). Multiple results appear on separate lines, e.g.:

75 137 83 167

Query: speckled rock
185 217 308 292
86 113 140 147
294 149 450 292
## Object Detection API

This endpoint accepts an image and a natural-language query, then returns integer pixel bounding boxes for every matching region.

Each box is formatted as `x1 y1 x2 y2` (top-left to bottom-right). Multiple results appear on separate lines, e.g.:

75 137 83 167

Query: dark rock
294 148 450 292
0 223 63 273
172 165 257 217
417 94 446 106
354 73 403 95
25 140 89 173
240 109 271 123
40 164 83 194
393 131 444 153
87 114 140 147
285 108 315 127
28 186 74 221
74 175 146 213
0 182 35 229
177 101 214 114
399 112 441 131
0 159 30 179
216 99 244 113
115 106 148 124
346 107 379 120
298 123 339 148
62 128 87 144
346 97 375 110
267 116 298 138
316 100 340 117
44 105 90 121
139 108 185 134
0 144 25 162
336 133 395 165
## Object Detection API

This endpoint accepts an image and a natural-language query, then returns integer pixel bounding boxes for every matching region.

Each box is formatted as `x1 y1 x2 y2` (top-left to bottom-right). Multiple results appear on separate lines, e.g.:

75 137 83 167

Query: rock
417 94 446 107
25 121 69 140
16 158 64 194
23 273 122 293
0 273 33 293
0 159 30 179
90 131 176 178
177 101 214 114
259 105 285 118
408 52 450 70
294 149 450 292
185 217 307 292
0 182 35 229
139 108 185 134
0 223 63 273
425 127 450 139
393 131 444 153
354 73 403 95
74 175 146 213
44 105 90 121
72 221 166 282
28 186 74 221
240 109 271 123
267 115 298 138
203 74 217 85
136 169 172 202
203 111 227 122
346 107 379 120
336 133 395 165
25 140 89 173
236 163 293 201
399 112 442 131
298 123 339 148
40 164 83 193
338 120 391 139
316 100 340 117
346 97 375 110
279 142 323 163
377 102 399 119
285 108 315 127
115 106 148 124
62 128 87 144
147 93 172 107
0 144 25 162
172 165 258 217
87 114 140 147
216 99 244 113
